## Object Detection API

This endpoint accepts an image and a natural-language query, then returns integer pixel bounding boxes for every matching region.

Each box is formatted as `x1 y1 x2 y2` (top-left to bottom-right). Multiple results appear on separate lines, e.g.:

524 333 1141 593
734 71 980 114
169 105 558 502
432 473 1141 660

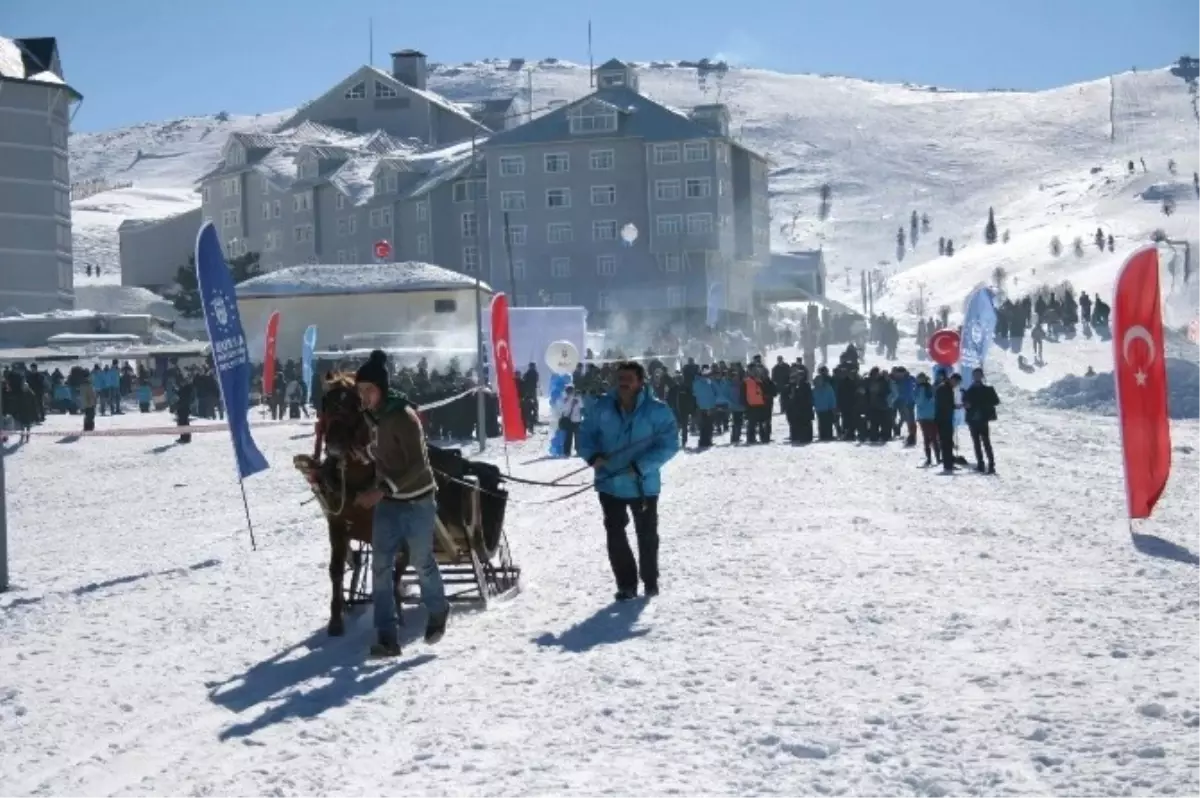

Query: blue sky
3 0 1196 132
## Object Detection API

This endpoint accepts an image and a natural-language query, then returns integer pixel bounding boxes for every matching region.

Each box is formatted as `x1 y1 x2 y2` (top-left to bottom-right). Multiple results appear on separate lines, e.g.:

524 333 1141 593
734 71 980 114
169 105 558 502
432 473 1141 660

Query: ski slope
1 371 1198 796
66 61 1199 332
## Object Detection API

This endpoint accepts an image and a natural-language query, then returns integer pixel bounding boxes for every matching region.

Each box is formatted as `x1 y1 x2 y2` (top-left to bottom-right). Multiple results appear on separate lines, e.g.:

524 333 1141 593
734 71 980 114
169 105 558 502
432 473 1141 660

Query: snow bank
1032 358 1200 419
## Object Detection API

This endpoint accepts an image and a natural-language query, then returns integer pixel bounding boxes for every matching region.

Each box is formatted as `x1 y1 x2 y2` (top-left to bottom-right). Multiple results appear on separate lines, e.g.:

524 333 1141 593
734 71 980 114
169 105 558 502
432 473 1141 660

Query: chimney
390 49 427 90
689 104 730 137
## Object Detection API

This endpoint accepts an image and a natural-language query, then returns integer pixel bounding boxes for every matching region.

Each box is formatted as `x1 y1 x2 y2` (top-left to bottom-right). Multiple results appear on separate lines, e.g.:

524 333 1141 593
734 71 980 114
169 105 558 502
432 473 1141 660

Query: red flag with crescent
928 328 960 366
1112 245 1171 520
262 310 281 397
489 293 527 442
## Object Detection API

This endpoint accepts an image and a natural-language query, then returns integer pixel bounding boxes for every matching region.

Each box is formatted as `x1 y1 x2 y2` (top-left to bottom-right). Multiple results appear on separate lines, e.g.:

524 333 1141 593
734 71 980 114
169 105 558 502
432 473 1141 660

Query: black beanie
355 349 390 394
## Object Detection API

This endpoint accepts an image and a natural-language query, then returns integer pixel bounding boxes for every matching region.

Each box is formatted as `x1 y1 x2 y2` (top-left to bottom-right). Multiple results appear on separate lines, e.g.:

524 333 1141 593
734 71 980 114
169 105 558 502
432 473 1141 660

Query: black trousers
559 419 577 455
937 421 955 469
697 410 713 448
599 493 659 592
969 420 994 467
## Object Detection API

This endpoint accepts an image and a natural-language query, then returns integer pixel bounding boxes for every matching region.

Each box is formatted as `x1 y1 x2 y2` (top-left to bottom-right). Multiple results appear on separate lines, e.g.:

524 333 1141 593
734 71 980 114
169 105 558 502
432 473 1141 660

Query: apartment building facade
478 59 770 328
121 47 513 289
0 35 81 313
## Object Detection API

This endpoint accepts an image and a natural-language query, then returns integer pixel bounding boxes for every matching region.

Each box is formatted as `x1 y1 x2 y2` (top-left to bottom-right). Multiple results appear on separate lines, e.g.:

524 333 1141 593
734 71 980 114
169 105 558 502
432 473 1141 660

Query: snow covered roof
328 156 382 207
362 65 487 131
0 35 79 98
235 262 491 299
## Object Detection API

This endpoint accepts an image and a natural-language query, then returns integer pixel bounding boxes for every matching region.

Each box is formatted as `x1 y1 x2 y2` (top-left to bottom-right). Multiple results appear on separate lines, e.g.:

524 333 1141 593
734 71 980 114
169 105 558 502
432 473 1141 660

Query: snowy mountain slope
66 61 1197 313
0 400 1196 796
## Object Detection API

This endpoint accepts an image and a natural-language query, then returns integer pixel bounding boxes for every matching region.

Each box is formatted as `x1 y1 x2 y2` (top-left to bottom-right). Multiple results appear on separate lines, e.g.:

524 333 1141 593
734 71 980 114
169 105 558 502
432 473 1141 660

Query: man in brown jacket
354 350 448 657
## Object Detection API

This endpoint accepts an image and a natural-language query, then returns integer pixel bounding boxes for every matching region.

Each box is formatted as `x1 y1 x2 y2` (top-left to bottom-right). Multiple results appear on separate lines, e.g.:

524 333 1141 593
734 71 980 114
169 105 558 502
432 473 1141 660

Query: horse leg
328 524 348 636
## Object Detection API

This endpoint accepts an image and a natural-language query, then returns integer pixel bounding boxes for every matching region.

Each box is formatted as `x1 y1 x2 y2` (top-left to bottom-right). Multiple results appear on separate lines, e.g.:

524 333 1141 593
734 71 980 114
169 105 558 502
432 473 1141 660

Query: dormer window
569 101 618 135
225 145 244 167
375 81 397 98
297 159 318 179
345 81 366 99
599 73 625 88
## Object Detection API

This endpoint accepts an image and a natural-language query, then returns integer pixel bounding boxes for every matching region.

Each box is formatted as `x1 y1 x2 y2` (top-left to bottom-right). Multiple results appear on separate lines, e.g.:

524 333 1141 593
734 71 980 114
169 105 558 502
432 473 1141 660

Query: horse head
320 373 369 460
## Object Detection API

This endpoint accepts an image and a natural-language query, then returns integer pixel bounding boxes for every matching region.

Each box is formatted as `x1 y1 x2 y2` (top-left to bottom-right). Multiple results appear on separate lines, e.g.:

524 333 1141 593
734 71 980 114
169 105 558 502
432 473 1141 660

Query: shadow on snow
1131 532 1200 566
532 599 650 653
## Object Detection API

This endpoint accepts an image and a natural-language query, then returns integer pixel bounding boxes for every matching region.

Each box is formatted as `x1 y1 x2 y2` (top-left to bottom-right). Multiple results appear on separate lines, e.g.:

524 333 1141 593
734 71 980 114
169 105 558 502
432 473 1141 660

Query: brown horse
293 374 403 637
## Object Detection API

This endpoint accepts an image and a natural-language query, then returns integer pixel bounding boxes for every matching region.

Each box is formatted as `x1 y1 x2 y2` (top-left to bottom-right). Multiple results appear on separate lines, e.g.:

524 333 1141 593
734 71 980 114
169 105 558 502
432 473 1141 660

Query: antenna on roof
588 20 594 88
369 17 374 67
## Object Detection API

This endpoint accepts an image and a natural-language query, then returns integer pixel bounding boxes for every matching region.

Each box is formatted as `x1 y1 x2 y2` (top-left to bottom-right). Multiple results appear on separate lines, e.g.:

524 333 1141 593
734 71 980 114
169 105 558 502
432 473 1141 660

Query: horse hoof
327 621 345 637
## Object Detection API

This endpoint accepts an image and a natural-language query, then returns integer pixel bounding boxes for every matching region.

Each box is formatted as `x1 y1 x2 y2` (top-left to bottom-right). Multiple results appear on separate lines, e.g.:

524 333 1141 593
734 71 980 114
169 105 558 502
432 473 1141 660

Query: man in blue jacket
576 361 680 601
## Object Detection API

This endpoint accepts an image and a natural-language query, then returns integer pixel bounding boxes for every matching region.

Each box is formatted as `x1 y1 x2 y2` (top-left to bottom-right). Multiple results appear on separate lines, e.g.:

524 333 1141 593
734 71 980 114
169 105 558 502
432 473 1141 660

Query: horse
293 374 404 637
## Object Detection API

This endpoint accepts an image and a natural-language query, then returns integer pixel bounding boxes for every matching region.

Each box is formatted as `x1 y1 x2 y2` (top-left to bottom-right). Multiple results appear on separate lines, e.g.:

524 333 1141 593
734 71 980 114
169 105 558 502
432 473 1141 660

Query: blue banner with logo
301 324 317 400
547 372 572 456
957 284 997 392
195 222 268 479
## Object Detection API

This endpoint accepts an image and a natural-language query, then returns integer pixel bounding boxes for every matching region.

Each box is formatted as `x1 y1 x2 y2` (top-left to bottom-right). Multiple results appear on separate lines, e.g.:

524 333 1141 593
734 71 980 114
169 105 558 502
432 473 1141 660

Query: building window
222 209 240 228
273 200 281 218
550 257 571 278
337 218 347 236
417 233 429 255
345 81 366 99
434 299 457 313
684 141 711 162
590 185 616 206
375 80 397 98
223 177 239 198
544 153 569 173
498 155 525 177
416 201 428 221
336 250 348 264
293 224 314 243
546 188 571 209
347 215 357 234
505 224 527 246
593 220 617 241
262 201 271 220
656 214 683 235
597 255 617 277
264 230 281 251
452 179 487 202
686 213 713 234
685 178 711 199
384 174 398 193
655 179 681 201
262 176 271 195
597 290 612 310
370 207 393 228
500 191 526 211
297 160 317 180
511 259 527 279
717 142 729 162
569 105 617 134
293 191 312 212
461 211 478 238
662 253 681 272
226 146 244 167
335 193 346 210
667 286 684 308
463 246 480 272
552 292 572 305
590 149 614 170
653 143 681 165
547 222 573 244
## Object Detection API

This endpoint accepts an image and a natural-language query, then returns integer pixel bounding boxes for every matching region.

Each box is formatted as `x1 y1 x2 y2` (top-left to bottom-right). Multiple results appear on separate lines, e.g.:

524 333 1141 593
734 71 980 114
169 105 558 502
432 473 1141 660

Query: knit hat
355 349 390 394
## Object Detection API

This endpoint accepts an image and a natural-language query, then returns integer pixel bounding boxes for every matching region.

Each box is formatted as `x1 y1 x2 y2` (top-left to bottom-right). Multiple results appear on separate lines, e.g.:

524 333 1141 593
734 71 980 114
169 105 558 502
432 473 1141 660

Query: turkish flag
489 293 527 442
1113 246 1172 520
262 310 281 396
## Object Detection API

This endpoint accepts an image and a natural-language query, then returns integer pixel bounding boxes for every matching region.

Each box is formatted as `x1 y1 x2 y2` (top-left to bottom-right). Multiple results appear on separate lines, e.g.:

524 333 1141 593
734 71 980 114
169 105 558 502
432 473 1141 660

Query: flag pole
0 386 9 592
471 132 487 453
239 478 258 551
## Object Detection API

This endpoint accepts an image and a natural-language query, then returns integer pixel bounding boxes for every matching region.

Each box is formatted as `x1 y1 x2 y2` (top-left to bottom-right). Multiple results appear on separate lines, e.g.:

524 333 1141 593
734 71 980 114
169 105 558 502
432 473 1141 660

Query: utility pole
471 133 487 451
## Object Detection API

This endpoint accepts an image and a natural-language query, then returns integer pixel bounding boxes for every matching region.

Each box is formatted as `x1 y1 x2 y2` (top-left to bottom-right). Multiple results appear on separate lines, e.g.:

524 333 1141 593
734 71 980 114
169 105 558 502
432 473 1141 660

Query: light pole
1 384 8 592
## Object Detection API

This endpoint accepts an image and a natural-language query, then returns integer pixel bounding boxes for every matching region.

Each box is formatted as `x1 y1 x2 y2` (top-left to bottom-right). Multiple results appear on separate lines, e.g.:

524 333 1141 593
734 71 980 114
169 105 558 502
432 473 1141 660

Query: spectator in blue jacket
576 361 680 601
914 372 940 466
812 374 838 441
691 366 717 449
891 366 918 446
727 364 747 443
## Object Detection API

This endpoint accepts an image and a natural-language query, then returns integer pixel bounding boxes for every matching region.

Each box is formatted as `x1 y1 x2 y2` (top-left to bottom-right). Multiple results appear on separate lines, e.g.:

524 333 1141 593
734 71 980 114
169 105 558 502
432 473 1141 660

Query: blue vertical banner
195 222 269 479
957 284 998 392
301 324 318 400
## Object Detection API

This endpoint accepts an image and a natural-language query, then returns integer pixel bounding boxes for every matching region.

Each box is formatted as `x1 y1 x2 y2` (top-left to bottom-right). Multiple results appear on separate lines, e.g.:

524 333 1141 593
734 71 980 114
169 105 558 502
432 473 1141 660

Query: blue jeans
371 495 446 645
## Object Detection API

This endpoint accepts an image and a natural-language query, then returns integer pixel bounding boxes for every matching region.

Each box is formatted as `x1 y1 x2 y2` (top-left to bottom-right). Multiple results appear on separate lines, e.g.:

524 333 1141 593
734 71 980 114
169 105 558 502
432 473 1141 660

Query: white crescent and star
1122 325 1156 387
495 340 511 372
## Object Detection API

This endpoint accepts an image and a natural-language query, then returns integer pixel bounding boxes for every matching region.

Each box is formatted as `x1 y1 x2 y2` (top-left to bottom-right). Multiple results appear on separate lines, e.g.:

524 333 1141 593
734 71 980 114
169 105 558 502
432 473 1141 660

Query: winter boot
424 608 449 645
369 637 402 658
614 587 638 602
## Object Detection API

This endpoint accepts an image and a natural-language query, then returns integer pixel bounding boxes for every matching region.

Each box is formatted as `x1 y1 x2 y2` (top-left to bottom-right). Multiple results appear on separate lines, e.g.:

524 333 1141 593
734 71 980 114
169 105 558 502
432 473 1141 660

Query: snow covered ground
2 365 1197 795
